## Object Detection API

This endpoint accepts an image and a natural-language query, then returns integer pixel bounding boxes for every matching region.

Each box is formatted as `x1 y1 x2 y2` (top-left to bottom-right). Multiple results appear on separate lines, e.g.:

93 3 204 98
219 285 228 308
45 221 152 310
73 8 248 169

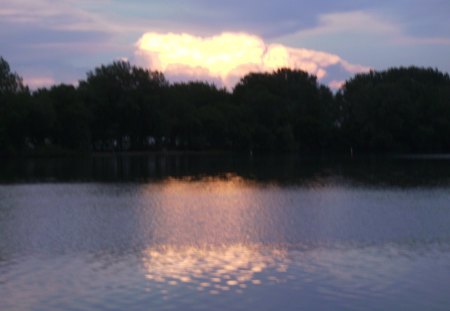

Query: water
1 154 450 310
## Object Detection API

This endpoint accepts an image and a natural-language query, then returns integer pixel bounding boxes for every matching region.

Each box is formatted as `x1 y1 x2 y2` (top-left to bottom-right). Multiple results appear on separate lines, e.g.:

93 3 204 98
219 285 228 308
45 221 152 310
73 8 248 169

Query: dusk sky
1 0 449 89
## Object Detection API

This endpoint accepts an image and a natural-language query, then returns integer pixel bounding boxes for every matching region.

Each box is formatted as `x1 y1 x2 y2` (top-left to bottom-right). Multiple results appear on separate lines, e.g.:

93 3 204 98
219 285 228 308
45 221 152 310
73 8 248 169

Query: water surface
1 155 450 310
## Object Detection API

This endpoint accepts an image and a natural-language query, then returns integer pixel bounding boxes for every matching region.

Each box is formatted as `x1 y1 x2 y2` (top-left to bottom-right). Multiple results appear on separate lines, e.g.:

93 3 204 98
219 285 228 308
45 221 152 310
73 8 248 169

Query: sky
1 0 449 90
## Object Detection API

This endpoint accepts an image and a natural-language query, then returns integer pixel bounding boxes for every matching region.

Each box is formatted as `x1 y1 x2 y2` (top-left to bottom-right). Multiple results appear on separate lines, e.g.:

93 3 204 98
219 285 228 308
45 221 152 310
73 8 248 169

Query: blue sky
1 0 449 89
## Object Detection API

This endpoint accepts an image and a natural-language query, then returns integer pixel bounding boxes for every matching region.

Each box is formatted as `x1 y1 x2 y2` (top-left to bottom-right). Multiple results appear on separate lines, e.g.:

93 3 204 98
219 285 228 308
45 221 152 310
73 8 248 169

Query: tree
79 61 168 150
0 57 27 95
233 68 336 152
165 82 231 149
0 57 29 153
32 85 91 151
339 67 450 153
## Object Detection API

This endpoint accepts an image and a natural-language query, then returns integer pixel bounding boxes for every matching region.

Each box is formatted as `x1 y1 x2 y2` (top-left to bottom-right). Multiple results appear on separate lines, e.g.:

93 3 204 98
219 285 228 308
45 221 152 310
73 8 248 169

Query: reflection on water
139 177 290 296
140 176 263 246
142 244 288 296
1 157 450 310
3 153 450 187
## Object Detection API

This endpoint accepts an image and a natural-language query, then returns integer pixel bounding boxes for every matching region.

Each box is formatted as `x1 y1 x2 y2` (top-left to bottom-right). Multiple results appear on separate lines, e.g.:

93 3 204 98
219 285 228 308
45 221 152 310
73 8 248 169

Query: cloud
3 1 448 90
280 10 450 47
328 80 345 90
136 32 370 89
276 10 450 74
297 11 398 36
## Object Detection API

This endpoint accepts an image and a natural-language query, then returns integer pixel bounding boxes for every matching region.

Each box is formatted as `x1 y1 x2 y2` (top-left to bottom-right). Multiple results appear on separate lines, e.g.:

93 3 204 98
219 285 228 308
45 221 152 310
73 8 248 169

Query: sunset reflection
138 175 269 246
141 244 289 294
138 175 289 294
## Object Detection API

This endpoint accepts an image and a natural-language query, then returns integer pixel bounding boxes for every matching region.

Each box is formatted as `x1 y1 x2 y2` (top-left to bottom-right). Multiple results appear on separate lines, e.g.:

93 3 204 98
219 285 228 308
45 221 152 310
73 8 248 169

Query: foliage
1 55 450 155
233 69 337 151
78 61 168 151
339 67 450 153
0 57 27 95
0 57 30 152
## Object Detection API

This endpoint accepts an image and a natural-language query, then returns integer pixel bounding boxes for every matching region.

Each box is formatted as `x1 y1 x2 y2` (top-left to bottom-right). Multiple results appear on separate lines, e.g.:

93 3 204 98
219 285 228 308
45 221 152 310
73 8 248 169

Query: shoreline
2 148 450 160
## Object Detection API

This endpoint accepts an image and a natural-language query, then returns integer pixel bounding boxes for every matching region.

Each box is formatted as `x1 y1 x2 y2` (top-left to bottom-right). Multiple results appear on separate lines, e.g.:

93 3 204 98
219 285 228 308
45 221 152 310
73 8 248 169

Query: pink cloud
135 32 370 89
23 76 56 89
328 80 345 90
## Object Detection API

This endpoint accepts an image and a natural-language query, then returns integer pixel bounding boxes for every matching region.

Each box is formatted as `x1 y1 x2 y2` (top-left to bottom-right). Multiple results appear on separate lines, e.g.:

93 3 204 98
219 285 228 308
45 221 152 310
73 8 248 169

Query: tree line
1 56 450 155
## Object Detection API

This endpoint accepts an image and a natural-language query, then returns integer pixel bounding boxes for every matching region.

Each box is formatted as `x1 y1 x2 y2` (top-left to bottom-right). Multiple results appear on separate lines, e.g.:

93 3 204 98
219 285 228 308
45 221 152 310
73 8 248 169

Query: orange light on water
138 176 289 295
142 244 289 294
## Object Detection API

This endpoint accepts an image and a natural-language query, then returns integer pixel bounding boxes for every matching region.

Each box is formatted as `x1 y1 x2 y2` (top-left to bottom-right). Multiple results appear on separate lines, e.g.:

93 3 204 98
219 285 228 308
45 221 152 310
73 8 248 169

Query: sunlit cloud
2 1 450 90
136 32 370 89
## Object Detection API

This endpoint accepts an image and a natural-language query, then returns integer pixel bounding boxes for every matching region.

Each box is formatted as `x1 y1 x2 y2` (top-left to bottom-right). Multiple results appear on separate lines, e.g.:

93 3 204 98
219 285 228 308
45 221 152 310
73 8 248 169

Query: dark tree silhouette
339 67 450 153
1 55 450 155
0 57 30 152
165 82 232 149
233 69 337 152
79 61 168 151
0 57 27 95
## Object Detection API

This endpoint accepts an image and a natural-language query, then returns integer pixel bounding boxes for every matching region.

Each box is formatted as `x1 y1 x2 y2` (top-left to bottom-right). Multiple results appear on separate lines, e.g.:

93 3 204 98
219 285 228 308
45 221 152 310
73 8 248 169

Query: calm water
1 154 450 310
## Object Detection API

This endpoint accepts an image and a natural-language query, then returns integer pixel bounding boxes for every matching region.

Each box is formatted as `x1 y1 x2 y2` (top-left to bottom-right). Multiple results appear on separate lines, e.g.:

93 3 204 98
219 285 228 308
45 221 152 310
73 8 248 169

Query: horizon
4 56 449 93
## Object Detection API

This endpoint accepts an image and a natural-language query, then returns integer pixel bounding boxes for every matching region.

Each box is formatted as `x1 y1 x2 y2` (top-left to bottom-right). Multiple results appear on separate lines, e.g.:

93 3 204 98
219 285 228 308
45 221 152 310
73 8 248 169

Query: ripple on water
1 179 450 310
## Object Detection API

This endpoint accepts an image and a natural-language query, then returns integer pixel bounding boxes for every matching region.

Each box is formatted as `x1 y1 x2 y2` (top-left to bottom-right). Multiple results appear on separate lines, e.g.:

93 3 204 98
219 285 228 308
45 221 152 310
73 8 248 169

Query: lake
1 154 450 310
